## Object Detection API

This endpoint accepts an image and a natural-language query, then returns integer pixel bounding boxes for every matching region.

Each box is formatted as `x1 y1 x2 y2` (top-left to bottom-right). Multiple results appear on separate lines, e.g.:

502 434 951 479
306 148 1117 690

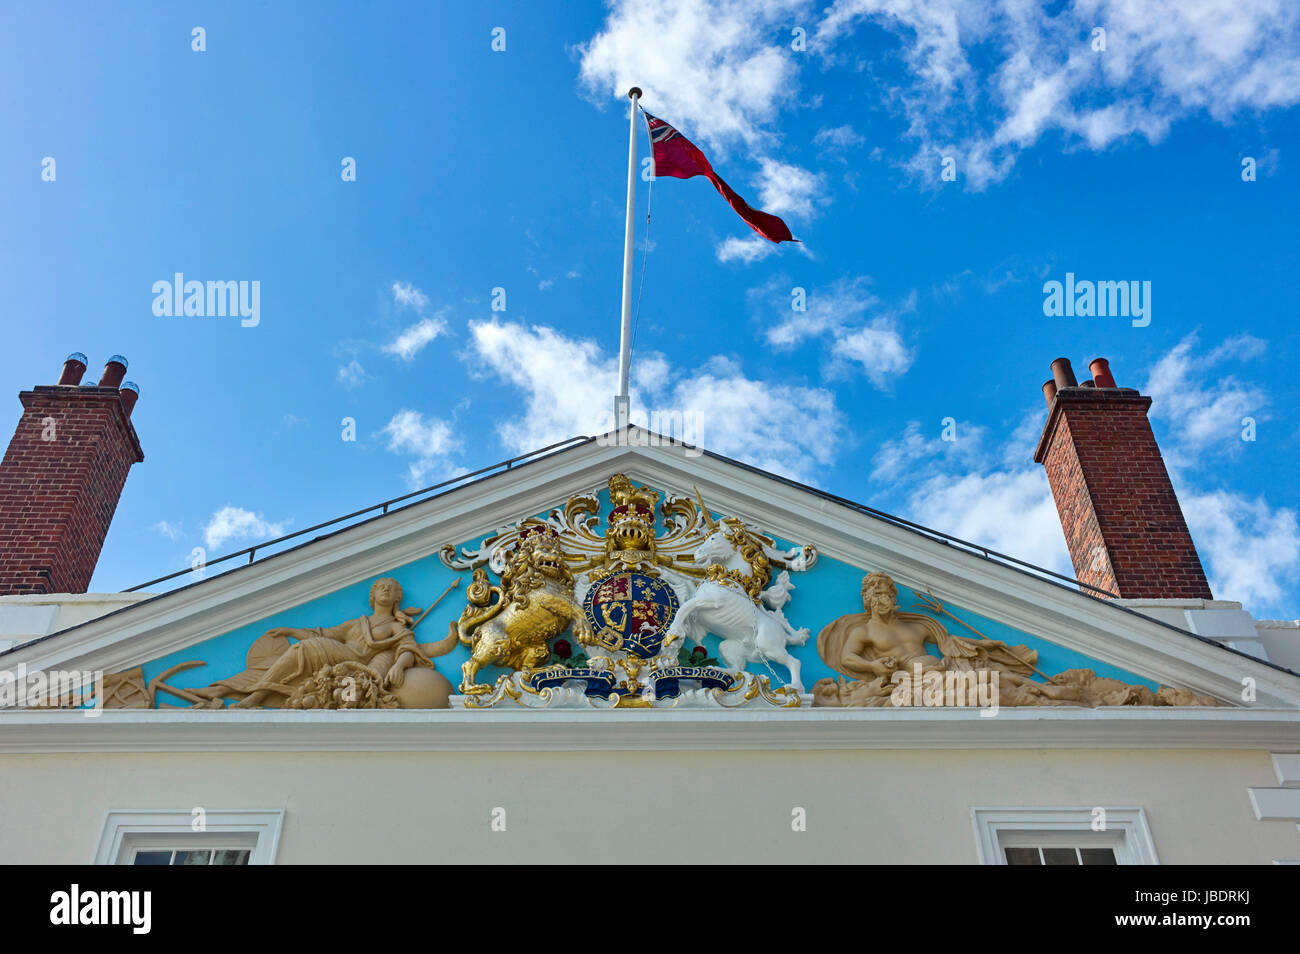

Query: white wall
0 747 1291 864
1257 620 1300 675
0 593 151 652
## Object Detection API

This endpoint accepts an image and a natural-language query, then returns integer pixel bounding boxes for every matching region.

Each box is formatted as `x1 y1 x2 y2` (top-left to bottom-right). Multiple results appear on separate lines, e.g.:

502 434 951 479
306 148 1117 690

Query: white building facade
1 355 1298 865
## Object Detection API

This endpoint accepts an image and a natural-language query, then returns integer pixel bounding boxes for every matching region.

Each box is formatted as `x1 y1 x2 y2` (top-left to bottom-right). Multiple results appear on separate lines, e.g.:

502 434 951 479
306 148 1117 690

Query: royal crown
607 473 659 521
510 521 560 553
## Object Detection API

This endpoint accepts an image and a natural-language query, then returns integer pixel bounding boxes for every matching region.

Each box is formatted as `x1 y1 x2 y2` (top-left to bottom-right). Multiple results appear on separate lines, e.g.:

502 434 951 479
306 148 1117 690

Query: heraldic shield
584 571 680 659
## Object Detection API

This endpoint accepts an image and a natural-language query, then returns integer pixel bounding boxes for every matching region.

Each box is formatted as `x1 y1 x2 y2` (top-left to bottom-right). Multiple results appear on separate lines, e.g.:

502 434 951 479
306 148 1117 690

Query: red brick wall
0 386 144 594
1035 388 1212 599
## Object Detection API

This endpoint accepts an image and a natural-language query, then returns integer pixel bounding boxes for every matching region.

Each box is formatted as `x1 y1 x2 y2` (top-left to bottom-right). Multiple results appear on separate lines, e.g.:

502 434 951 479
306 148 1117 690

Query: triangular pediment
6 429 1299 709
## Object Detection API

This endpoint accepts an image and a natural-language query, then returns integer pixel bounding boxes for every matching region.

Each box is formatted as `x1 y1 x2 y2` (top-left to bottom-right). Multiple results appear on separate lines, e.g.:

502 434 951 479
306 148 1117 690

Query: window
93 809 284 865
971 807 1158 865
1003 844 1117 865
132 848 251 866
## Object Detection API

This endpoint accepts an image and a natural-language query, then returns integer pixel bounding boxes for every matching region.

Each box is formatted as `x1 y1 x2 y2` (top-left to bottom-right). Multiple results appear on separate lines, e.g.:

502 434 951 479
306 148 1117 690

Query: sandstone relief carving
812 572 1222 708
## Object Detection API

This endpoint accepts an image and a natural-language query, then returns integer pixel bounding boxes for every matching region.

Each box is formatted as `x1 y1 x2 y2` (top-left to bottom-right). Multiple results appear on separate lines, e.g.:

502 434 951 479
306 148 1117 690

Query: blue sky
2 1 1298 618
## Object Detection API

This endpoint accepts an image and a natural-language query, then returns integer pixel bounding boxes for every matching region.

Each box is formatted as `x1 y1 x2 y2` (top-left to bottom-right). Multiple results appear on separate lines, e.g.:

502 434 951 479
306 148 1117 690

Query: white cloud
579 1 1299 195
716 235 775 264
151 520 183 541
909 468 1072 574
383 315 449 362
815 0 1300 188
578 0 811 152
869 413 1070 572
762 275 877 348
464 319 845 482
1255 147 1281 178
1137 333 1297 612
392 282 429 310
757 276 915 388
1144 333 1267 463
870 420 988 483
1181 488 1300 612
1209 334 1267 363
830 320 915 388
203 507 289 551
466 320 626 451
337 360 367 388
658 356 846 480
380 409 461 487
755 158 825 220
814 124 865 151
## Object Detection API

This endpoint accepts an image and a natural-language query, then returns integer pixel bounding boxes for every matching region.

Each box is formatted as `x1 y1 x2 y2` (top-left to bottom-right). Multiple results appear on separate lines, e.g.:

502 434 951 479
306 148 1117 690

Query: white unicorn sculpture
667 494 813 693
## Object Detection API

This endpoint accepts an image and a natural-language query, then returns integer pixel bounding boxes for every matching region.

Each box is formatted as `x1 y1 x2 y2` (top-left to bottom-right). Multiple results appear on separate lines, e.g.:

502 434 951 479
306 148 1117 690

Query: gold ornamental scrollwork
440 474 819 707
440 475 817 583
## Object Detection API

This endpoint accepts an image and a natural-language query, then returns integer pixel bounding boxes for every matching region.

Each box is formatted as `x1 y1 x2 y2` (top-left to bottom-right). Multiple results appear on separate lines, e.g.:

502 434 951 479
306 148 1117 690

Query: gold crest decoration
440 474 817 708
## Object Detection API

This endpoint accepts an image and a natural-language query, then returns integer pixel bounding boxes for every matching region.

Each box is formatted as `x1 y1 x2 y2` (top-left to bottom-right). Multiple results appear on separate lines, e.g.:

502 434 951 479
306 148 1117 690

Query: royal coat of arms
439 474 817 708
585 571 680 658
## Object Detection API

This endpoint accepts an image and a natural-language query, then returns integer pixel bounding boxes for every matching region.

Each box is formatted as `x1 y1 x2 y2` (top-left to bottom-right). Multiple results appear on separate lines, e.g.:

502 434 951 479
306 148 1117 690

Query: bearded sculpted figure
813 572 1222 708
456 527 594 695
813 572 1045 707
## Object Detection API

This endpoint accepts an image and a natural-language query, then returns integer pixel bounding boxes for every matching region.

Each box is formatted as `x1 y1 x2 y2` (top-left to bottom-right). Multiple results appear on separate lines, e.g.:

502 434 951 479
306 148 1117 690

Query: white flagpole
614 86 642 433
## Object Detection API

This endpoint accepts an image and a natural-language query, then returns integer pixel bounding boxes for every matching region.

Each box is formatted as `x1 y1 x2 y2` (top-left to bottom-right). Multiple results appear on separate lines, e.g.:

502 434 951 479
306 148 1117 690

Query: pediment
6 431 1298 709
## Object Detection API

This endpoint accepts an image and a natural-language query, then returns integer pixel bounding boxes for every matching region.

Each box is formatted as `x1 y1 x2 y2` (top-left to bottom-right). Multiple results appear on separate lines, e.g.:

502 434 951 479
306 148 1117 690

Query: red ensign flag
643 110 795 244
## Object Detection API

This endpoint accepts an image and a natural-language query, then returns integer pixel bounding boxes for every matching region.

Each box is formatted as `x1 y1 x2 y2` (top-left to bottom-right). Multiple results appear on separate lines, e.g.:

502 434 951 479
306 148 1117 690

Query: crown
510 522 560 553
607 473 659 515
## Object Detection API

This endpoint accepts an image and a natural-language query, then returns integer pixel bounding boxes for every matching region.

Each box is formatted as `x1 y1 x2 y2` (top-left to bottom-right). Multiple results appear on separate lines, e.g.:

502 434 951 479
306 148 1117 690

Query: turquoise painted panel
141 474 1158 703
141 552 480 705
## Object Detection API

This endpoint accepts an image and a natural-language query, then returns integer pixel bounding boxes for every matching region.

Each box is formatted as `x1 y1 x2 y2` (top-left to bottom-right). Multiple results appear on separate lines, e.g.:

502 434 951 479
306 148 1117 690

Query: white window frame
93 809 284 865
971 807 1158 865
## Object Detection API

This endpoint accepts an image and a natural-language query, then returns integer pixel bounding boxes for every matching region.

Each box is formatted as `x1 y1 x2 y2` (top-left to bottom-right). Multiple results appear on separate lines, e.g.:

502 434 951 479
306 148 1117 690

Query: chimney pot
99 354 128 388
1041 379 1058 406
58 352 88 386
1089 357 1117 388
120 381 140 417
1080 379 1095 388
1050 357 1078 389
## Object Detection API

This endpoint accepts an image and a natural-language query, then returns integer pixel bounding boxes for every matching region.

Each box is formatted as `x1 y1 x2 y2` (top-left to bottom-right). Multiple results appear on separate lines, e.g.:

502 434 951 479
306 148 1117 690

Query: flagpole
614 86 642 433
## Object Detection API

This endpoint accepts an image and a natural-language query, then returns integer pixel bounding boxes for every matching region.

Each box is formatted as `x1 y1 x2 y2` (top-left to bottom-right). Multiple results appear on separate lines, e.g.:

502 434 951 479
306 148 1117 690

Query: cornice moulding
1 706 1298 753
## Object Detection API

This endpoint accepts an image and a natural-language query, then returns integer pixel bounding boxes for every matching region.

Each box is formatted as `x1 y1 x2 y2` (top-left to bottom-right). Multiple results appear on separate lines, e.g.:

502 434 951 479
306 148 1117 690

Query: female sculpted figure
191 577 456 709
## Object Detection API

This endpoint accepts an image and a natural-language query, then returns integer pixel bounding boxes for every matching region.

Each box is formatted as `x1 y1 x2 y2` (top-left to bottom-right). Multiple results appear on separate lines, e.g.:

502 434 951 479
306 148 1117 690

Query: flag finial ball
627 87 642 100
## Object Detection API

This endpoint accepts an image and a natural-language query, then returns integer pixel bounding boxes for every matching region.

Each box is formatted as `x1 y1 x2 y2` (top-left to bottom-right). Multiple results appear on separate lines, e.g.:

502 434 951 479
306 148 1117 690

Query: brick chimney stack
0 353 144 595
1034 356 1211 599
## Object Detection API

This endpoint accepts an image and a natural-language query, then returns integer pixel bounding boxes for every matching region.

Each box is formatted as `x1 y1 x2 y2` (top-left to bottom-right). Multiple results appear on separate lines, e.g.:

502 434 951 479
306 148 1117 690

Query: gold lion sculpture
455 527 593 695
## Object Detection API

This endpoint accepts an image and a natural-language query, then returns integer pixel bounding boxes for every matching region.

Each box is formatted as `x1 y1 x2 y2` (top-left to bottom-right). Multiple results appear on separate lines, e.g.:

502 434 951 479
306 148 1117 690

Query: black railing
124 431 1117 601
123 436 594 592
694 446 1120 599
